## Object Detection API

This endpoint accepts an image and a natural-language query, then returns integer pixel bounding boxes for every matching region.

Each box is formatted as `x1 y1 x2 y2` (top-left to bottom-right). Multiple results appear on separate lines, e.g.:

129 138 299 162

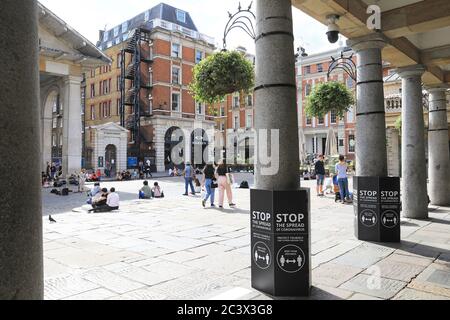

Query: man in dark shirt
315 155 326 196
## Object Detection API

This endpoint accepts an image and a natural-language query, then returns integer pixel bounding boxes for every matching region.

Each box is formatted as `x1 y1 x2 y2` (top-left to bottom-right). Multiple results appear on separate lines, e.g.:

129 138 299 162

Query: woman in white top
335 155 350 204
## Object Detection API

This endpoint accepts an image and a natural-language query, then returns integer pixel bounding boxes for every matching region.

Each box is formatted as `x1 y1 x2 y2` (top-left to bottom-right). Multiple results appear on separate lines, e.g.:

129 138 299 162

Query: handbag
211 178 218 189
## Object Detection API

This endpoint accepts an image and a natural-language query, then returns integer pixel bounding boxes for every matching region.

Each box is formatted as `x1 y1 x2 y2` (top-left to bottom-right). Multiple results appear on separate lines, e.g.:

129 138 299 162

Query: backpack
240 181 249 189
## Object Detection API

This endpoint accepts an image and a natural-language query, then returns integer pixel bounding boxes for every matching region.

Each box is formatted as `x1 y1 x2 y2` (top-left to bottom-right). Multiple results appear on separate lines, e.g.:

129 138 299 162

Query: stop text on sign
276 213 305 223
381 191 399 197
253 211 271 222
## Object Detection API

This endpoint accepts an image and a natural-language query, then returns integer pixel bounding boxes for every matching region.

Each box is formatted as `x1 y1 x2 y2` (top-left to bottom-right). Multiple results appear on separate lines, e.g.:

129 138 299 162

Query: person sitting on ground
152 182 164 198
90 188 120 212
88 188 108 212
139 181 152 199
106 188 120 211
88 182 101 197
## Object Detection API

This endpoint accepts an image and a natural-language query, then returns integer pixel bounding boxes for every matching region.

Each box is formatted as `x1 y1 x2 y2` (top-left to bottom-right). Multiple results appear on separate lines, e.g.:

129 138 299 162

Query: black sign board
354 176 401 243
251 188 311 297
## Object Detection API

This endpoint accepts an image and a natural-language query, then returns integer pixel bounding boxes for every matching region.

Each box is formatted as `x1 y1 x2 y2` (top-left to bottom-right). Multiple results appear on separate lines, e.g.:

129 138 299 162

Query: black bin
353 176 401 243
250 188 311 297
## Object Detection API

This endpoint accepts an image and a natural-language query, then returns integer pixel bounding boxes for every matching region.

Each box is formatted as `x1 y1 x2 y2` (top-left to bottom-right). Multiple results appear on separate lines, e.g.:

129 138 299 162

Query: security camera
326 14 340 44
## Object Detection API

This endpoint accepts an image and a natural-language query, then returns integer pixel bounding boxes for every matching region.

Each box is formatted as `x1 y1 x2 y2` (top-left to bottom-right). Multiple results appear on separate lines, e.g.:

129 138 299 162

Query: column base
354 176 401 243
251 189 311 297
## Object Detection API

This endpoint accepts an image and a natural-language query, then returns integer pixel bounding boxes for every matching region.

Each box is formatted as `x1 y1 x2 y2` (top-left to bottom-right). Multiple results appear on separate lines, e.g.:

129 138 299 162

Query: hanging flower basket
189 51 255 104
305 81 355 119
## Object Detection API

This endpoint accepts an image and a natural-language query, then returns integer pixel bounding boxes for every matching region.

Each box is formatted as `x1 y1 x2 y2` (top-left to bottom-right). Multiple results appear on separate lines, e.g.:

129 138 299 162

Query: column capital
425 84 450 93
347 32 388 52
396 64 426 78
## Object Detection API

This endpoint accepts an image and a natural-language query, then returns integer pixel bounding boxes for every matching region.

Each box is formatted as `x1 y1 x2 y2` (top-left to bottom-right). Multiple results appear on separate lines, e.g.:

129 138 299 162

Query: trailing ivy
189 51 255 104
305 81 355 119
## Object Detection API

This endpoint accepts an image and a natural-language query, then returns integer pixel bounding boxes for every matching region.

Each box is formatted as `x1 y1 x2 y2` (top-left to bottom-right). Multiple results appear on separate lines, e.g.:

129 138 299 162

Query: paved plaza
40 175 450 300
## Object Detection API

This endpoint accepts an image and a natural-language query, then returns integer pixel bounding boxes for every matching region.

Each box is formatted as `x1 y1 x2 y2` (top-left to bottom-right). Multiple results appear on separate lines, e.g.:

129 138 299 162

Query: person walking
145 159 153 178
315 155 326 196
182 162 196 196
202 163 216 208
216 162 236 208
335 155 350 204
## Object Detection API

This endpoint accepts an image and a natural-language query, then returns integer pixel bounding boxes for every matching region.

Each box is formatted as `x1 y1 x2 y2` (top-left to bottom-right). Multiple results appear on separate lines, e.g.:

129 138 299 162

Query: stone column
254 0 299 190
154 125 166 173
427 85 450 206
397 65 428 219
386 128 400 177
61 75 83 177
347 34 388 177
0 0 43 299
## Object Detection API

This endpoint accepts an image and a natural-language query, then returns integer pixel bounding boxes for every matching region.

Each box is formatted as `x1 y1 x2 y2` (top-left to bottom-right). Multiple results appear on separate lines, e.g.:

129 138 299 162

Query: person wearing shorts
314 155 326 196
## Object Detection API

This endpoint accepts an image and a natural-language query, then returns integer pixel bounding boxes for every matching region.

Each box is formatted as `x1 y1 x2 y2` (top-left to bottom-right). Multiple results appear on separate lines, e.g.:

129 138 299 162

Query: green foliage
189 51 255 104
305 81 355 119
395 116 402 132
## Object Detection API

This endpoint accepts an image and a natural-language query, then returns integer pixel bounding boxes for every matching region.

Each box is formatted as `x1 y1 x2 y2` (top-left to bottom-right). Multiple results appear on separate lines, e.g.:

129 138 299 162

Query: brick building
84 3 215 174
297 47 357 161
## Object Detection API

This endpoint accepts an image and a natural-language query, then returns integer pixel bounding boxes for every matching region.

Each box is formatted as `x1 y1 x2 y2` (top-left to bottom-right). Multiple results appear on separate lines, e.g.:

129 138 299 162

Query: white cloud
39 0 343 55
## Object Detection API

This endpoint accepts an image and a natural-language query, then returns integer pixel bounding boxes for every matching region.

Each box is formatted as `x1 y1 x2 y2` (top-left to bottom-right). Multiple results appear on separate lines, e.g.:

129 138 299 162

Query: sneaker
219 205 223 209
229 203 236 208
182 193 188 196
191 192 196 196
202 200 206 208
211 204 216 208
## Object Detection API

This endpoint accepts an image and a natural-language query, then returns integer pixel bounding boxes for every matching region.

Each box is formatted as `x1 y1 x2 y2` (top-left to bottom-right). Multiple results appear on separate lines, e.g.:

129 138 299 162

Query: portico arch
41 87 61 172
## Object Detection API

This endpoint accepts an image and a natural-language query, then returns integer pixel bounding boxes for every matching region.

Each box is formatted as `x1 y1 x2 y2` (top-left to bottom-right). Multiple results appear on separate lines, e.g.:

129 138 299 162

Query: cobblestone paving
42 178 450 300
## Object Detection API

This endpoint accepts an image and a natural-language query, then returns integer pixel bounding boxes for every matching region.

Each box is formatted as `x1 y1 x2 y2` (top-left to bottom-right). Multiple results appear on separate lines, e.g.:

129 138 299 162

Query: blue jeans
204 179 216 205
185 177 195 194
338 178 350 201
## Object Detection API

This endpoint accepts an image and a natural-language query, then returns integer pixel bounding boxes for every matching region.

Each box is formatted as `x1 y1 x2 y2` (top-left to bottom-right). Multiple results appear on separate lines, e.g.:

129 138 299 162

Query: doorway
105 144 117 178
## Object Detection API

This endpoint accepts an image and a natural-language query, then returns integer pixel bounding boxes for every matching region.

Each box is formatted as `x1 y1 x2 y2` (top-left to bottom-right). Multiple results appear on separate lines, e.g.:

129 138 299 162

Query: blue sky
39 0 343 55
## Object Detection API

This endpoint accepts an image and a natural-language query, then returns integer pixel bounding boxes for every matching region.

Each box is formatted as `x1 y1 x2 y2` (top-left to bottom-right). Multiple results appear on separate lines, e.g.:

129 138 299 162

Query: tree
305 81 355 119
189 51 255 104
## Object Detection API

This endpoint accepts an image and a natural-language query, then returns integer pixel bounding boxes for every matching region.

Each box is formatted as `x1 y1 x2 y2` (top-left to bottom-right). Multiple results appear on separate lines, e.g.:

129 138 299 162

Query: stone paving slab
44 274 100 300
42 179 450 300
80 268 146 294
362 259 426 283
312 263 364 287
339 274 407 299
393 288 449 300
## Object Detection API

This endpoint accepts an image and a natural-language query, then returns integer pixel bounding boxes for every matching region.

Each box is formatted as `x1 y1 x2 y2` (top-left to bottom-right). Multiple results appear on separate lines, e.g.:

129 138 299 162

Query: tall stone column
254 0 299 190
154 125 166 172
0 0 43 299
397 65 428 219
61 75 83 177
427 85 450 206
347 34 388 177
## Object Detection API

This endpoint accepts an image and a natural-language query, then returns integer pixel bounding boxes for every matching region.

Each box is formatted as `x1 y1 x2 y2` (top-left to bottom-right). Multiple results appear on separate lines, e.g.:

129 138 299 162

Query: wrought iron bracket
223 2 256 50
327 51 357 82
